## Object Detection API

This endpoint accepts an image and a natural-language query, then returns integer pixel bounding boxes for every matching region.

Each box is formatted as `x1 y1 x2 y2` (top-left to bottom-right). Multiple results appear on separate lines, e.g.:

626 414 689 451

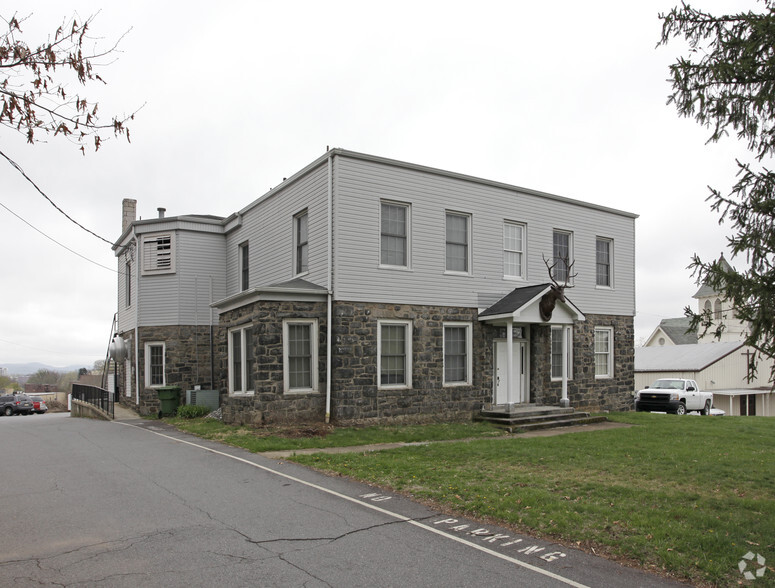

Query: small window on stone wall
378 320 412 388
283 319 318 394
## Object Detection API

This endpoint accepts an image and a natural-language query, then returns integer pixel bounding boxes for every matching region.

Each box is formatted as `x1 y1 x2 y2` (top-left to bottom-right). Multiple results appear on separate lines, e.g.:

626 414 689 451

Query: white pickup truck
634 378 713 415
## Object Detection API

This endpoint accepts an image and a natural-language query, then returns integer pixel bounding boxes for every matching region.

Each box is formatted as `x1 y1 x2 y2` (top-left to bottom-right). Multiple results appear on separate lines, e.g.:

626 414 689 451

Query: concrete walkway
259 420 632 459
113 403 143 421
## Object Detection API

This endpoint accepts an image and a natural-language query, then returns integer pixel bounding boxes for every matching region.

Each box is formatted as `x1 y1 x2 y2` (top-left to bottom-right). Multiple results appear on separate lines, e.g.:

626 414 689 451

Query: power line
0 200 118 273
0 148 114 245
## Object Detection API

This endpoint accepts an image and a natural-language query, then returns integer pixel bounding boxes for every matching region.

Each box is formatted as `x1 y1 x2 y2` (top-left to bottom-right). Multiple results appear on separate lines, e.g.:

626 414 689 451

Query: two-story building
112 149 637 423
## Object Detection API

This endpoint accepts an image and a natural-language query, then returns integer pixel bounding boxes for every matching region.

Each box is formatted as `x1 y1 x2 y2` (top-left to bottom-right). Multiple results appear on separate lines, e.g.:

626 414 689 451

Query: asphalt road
0 412 687 587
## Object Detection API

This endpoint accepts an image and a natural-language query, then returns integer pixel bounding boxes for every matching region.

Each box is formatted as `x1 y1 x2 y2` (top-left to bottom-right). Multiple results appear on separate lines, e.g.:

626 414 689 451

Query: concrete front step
475 405 608 433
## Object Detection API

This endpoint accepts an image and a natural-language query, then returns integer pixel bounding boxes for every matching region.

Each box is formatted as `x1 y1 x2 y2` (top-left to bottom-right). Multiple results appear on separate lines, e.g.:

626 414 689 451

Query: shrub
176 404 211 419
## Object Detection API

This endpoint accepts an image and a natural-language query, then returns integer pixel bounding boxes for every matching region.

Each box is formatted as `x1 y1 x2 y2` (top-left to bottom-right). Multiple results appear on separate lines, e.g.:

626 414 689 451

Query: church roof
658 317 698 345
693 255 734 298
635 341 743 372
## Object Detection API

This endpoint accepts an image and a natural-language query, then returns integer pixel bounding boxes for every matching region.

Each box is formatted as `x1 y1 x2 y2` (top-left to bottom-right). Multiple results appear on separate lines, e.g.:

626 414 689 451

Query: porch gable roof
478 283 585 324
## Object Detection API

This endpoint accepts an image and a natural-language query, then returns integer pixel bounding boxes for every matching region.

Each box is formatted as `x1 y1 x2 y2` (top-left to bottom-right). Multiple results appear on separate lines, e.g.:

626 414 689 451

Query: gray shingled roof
693 255 734 298
659 317 698 345
479 283 552 318
635 341 743 372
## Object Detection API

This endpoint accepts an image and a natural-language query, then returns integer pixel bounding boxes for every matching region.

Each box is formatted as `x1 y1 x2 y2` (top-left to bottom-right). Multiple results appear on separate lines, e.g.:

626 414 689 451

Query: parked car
634 378 713 415
30 397 48 414
0 394 34 416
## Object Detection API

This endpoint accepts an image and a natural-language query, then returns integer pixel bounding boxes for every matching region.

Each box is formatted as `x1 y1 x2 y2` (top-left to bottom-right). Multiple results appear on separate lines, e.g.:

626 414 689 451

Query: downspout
133 227 140 405
325 153 334 423
210 276 215 390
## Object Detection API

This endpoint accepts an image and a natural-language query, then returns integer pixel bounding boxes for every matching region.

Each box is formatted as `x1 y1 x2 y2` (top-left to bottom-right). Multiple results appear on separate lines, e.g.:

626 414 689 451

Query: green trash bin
156 386 181 418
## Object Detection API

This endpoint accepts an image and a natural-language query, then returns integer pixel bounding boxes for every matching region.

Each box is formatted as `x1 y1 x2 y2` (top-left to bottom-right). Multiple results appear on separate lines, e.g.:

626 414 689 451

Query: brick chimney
122 198 137 232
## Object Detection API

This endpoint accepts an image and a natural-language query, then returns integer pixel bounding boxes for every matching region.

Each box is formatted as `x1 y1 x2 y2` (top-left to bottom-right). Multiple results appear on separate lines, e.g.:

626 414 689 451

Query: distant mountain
0 362 89 376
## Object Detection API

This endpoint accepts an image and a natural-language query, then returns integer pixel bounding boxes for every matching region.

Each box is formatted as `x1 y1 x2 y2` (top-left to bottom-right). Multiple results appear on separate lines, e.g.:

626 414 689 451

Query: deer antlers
539 254 577 321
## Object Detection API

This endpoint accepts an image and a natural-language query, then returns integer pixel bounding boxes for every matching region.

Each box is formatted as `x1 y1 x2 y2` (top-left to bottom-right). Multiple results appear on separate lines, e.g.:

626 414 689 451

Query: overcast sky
0 0 758 370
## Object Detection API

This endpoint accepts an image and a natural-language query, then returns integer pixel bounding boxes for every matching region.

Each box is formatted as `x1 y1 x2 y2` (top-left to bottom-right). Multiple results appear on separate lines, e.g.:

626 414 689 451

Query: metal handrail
71 384 114 419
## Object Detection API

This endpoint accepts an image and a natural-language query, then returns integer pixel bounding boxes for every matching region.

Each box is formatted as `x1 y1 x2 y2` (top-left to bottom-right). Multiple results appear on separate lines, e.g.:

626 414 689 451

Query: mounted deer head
539 254 577 321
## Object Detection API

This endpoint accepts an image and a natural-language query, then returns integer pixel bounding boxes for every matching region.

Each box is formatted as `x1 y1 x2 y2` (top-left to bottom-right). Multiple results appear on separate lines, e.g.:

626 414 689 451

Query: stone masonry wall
217 300 328 425
116 325 216 416
330 302 494 424
530 314 634 412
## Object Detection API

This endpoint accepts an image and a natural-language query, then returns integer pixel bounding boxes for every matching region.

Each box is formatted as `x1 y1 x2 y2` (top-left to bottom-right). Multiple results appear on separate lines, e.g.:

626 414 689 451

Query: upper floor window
378 320 412 389
283 319 318 394
596 238 613 287
125 261 132 308
552 230 573 283
229 325 255 395
142 233 175 275
446 212 471 274
714 298 722 320
144 342 166 387
503 221 526 279
295 211 309 275
380 201 409 268
594 327 614 379
444 322 472 386
239 242 249 291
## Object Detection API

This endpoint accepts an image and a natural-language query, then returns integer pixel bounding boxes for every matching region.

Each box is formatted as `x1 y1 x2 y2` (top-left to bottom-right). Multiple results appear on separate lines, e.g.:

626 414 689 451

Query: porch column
561 325 569 407
506 318 514 405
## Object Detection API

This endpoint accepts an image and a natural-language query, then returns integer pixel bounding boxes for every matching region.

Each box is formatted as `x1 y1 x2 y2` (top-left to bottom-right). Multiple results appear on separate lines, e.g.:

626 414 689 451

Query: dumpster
156 386 181 418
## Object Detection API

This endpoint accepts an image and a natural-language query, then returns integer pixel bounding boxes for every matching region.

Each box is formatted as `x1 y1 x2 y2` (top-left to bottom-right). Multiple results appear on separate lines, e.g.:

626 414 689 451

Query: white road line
117 422 589 588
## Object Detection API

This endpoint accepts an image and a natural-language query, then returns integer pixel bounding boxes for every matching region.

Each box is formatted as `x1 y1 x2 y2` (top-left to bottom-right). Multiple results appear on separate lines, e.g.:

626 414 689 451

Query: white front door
495 341 527 404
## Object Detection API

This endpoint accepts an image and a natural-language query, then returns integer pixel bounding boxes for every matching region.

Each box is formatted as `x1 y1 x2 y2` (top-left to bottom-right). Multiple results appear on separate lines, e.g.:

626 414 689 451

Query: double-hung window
550 326 573 381
378 320 412 388
229 325 255 395
239 242 249 291
295 211 309 276
380 201 409 268
144 342 166 387
283 319 318 394
596 238 612 288
594 327 614 379
503 221 526 279
552 230 572 283
446 212 471 274
443 322 472 386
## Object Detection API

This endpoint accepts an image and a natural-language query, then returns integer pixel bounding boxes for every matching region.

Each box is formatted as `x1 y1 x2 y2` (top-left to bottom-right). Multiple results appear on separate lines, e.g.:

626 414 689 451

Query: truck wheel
701 400 711 415
675 402 687 415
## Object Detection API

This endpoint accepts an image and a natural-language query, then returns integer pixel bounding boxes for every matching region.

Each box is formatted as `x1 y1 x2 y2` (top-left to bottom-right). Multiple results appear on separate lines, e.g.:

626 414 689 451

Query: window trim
377 319 413 390
595 237 614 289
594 327 614 379
445 211 472 275
228 325 255 396
294 210 309 277
144 342 166 388
503 220 527 280
443 322 472 386
550 326 573 382
283 319 319 395
379 200 411 270
141 232 175 275
239 241 249 291
552 229 573 284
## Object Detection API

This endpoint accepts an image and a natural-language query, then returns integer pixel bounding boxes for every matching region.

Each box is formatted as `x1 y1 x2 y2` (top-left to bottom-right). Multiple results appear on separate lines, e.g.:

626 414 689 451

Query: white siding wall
225 163 329 294
137 230 227 327
117 246 137 333
332 156 636 315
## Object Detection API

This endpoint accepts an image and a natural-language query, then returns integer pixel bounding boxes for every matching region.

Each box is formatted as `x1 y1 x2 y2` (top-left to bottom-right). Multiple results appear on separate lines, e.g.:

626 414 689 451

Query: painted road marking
117 422 589 588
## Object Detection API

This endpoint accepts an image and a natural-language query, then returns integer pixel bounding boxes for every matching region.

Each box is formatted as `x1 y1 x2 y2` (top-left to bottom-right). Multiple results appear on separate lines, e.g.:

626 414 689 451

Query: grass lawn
167 418 506 452
286 413 775 587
